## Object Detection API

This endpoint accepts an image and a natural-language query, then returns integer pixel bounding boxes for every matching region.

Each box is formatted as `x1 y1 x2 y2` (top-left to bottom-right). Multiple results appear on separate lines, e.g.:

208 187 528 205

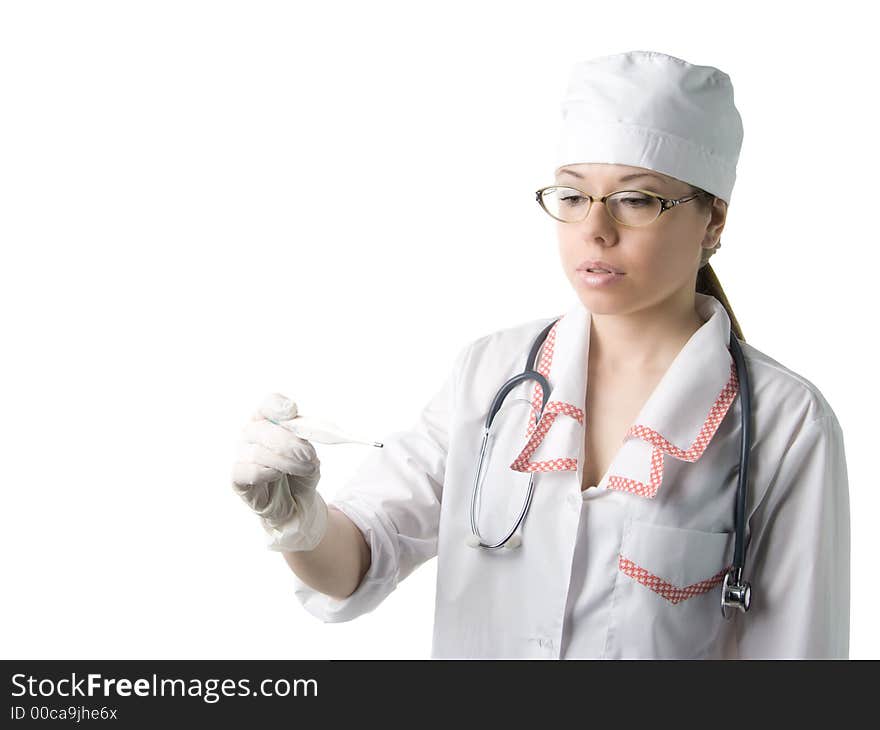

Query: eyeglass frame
535 185 712 227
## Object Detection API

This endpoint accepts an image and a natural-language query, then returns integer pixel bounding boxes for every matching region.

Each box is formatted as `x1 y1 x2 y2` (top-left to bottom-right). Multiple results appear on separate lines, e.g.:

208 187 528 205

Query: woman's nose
576 199 620 236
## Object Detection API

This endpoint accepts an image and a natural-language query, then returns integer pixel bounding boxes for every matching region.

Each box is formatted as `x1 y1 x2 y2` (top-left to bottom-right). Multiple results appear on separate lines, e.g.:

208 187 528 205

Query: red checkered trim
509 401 585 472
509 316 585 473
618 554 727 604
606 360 740 499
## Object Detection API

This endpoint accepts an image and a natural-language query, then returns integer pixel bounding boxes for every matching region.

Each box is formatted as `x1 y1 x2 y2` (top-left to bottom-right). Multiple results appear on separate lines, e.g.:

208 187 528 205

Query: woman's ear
702 197 727 248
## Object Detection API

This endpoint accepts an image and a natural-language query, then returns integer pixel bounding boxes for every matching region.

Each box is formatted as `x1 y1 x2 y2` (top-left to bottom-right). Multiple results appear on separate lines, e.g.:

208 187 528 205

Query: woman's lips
576 269 625 287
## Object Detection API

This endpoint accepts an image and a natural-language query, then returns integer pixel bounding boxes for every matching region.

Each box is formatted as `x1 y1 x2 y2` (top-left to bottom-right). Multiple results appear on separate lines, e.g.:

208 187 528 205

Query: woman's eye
560 195 587 206
621 196 651 207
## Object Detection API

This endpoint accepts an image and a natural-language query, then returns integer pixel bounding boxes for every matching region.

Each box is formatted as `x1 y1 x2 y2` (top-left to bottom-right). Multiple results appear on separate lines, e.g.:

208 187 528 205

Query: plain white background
1 0 876 659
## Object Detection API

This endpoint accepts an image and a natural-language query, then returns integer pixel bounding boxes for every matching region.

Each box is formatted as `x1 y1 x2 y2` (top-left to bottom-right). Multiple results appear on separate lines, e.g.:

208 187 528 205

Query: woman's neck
588 292 705 375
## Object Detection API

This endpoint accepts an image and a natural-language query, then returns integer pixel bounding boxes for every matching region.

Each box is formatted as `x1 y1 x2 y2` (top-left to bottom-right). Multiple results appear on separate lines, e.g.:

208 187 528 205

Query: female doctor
231 51 851 659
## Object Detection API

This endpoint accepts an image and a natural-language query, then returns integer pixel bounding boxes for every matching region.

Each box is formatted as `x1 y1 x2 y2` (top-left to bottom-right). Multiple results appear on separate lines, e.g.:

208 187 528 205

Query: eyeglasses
535 185 710 227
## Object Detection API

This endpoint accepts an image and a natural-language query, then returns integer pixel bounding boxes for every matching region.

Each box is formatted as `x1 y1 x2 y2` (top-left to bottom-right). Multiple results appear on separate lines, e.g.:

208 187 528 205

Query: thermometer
268 414 383 448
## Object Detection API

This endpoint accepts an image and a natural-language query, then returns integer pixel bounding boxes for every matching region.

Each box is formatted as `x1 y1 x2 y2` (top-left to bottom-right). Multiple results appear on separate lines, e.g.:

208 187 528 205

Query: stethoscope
467 318 753 617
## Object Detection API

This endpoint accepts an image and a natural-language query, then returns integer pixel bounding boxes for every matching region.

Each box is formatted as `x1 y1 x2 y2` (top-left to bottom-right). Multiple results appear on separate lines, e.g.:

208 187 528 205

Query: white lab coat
289 293 850 659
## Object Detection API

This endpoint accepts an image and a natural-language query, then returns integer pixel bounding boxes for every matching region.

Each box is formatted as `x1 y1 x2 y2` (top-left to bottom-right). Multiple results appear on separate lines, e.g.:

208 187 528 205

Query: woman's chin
574 293 630 316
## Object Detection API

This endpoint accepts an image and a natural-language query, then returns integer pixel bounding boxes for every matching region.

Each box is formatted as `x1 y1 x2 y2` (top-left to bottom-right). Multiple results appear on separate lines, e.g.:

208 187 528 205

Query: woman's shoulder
449 314 560 397
463 313 559 363
738 339 840 427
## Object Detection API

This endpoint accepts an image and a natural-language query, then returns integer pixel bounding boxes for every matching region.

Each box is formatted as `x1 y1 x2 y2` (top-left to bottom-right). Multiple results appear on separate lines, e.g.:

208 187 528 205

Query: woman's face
554 162 726 315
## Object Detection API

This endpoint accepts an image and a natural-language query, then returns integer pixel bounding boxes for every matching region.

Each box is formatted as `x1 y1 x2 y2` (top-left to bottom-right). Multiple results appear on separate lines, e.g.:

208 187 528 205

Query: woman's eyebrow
556 168 667 185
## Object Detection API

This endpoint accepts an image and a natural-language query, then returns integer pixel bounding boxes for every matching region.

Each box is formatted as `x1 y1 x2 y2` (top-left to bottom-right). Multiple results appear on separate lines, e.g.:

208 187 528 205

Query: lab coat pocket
607 519 734 659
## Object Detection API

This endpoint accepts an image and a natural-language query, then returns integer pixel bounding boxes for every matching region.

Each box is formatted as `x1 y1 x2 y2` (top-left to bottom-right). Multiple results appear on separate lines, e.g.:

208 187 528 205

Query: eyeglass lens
540 187 661 226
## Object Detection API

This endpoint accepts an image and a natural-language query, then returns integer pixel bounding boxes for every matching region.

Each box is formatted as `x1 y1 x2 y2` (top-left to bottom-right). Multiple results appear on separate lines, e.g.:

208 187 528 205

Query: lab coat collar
510 292 739 499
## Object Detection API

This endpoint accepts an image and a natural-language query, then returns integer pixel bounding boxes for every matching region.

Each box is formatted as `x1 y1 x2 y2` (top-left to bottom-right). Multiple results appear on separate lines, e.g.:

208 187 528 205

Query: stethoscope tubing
727 330 751 581
469 320 555 549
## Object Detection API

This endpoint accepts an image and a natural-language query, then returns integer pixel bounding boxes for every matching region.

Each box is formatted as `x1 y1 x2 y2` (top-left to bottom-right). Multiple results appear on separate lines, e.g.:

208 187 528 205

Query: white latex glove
231 393 329 552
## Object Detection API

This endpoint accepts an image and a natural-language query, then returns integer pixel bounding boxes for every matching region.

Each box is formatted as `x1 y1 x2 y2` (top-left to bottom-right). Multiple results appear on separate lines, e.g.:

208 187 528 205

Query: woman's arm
285 337 474 623
736 412 850 658
281 506 371 600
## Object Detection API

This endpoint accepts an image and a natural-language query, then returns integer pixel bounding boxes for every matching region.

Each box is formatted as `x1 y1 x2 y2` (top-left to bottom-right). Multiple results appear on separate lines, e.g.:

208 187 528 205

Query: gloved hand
231 392 329 552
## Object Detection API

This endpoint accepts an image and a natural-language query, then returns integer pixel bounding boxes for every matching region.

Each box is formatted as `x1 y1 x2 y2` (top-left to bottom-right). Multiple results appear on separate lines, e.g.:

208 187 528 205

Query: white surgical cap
554 50 744 205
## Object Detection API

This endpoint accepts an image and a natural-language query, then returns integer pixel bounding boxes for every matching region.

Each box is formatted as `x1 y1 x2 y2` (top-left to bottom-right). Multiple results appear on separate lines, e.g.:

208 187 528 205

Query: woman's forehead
555 162 677 184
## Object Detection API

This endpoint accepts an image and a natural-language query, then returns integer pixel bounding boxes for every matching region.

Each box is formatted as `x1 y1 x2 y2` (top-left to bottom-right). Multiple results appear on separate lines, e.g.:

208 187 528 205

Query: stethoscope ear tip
505 534 523 549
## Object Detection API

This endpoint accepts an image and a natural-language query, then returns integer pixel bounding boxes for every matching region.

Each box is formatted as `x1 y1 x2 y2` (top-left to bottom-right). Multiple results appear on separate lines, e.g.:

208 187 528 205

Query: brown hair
691 188 745 342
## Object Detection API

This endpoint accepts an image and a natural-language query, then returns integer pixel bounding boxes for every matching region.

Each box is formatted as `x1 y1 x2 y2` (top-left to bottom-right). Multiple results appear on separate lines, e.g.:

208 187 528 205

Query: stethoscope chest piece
720 566 752 617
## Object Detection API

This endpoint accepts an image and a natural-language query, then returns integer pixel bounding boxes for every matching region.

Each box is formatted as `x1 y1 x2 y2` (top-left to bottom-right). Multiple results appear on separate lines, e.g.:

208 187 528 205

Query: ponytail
691 185 745 343
697 262 744 342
